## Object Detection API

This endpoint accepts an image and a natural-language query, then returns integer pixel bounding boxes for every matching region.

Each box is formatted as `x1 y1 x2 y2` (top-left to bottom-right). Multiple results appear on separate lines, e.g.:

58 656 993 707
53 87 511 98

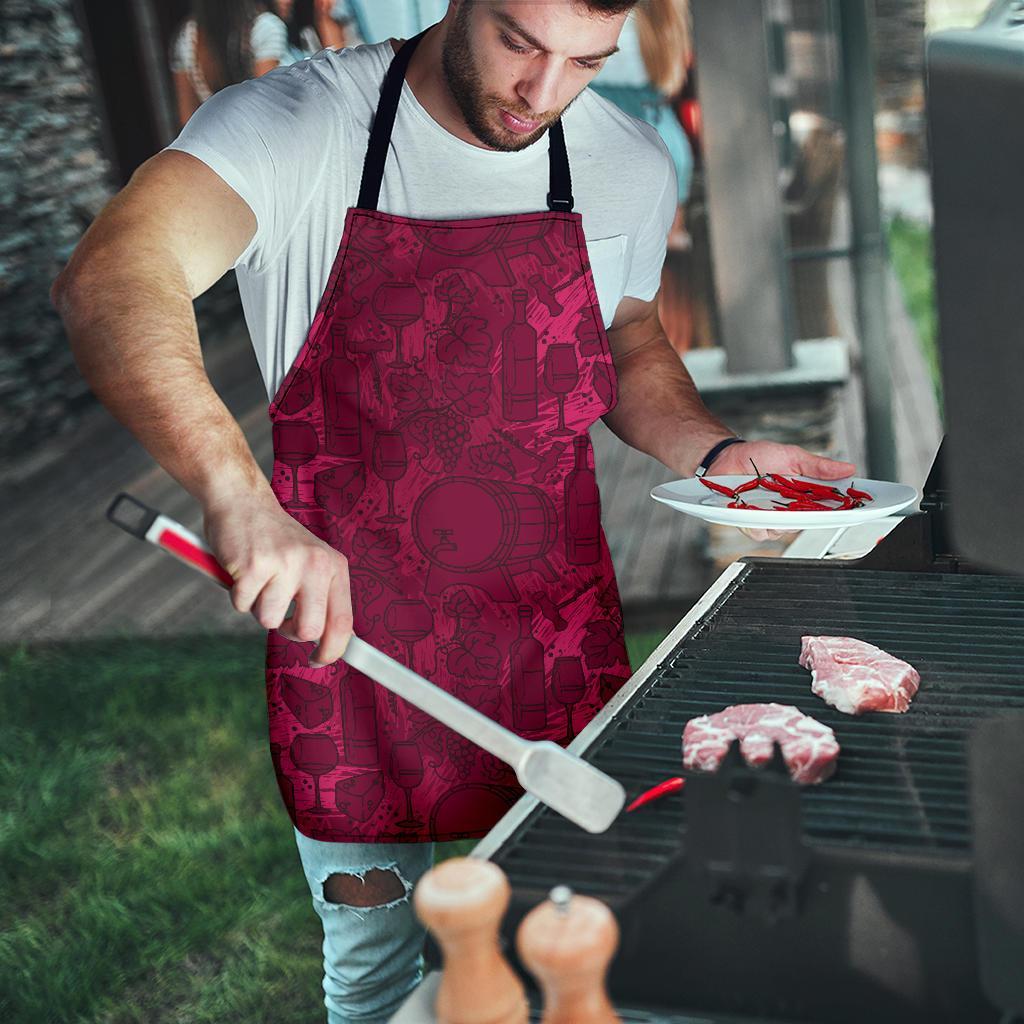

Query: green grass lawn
886 215 942 414
0 630 665 1023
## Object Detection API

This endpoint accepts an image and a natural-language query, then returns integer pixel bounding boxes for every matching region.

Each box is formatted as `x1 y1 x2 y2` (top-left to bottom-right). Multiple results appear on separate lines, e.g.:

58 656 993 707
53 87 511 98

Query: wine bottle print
564 436 601 565
509 605 547 731
321 324 361 457
340 674 380 767
501 289 537 420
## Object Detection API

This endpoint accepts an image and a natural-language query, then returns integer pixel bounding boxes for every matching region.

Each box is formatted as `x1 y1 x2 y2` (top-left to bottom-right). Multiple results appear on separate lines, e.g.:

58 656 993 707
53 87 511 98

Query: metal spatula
106 492 626 834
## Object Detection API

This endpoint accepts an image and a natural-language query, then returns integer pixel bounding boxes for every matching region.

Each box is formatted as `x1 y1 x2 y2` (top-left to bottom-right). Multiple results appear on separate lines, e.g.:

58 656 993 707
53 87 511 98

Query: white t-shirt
166 39 677 403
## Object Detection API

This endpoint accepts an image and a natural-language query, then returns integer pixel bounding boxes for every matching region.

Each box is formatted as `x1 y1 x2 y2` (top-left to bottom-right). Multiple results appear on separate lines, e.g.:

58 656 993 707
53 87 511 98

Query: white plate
650 476 920 530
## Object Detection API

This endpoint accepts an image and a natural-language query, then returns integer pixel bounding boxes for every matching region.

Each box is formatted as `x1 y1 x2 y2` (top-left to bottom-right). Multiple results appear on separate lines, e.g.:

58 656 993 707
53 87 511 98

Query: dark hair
286 0 315 53
576 0 640 13
192 0 261 89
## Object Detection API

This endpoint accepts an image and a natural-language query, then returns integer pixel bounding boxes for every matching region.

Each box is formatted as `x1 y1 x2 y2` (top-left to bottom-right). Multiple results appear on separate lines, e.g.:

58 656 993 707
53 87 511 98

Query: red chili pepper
626 777 686 812
847 485 872 502
699 478 737 498
781 498 833 511
763 480 819 501
735 478 761 494
774 474 844 499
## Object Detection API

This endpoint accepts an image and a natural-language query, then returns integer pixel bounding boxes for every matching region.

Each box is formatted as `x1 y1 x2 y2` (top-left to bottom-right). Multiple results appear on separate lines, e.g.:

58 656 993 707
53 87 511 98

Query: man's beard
441 5 568 151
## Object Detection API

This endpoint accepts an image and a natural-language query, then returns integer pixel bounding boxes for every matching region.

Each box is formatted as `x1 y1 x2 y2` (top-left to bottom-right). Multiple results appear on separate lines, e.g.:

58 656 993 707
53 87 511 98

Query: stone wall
0 0 115 465
0 0 245 467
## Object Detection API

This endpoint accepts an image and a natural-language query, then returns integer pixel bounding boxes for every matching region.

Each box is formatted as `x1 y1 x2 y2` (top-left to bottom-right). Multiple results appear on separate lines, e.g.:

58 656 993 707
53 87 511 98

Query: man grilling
52 1 855 1019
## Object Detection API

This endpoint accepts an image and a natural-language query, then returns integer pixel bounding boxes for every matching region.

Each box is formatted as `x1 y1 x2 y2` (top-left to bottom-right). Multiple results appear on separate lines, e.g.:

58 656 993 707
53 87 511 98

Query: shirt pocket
583 234 628 330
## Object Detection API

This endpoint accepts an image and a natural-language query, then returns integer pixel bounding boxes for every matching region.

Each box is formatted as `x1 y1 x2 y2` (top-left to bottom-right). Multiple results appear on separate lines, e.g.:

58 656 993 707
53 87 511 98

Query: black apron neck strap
357 30 574 214
357 29 427 211
546 118 573 213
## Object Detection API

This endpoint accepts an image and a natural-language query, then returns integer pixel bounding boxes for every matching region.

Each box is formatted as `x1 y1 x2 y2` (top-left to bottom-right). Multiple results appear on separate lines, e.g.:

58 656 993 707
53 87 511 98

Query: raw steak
682 703 840 785
799 636 920 716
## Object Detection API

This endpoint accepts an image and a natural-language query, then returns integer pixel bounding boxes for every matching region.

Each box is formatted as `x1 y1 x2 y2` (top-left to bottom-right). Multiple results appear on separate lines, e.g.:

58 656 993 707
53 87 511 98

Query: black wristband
695 437 745 478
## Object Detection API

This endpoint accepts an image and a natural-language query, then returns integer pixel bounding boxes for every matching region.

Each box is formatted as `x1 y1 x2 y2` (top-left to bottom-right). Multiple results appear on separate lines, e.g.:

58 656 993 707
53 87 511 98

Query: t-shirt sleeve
163 65 338 274
251 11 289 63
623 134 678 302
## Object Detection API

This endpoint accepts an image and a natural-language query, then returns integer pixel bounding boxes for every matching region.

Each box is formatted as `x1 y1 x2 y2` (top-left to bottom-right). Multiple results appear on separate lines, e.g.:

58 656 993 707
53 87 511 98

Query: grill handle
684 739 809 922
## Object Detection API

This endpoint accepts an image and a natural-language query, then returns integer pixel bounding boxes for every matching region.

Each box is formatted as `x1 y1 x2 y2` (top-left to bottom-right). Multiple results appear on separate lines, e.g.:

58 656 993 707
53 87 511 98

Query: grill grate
492 563 1024 898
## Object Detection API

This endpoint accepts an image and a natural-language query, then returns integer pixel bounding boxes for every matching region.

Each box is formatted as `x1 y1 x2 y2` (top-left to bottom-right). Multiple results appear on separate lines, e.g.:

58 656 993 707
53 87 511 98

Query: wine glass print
551 656 586 742
290 733 340 815
373 282 423 369
389 740 425 828
384 599 434 673
543 344 579 437
274 420 319 509
372 431 408 524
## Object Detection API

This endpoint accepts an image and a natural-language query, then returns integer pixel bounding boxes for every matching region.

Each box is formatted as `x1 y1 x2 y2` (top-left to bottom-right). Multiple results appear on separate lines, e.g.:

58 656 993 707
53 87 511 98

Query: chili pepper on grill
699 477 738 498
625 776 686 812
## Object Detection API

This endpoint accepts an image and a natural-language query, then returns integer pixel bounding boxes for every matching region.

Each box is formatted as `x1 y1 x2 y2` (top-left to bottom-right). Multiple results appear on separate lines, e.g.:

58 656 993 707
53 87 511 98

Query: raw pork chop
799 636 920 716
682 703 840 785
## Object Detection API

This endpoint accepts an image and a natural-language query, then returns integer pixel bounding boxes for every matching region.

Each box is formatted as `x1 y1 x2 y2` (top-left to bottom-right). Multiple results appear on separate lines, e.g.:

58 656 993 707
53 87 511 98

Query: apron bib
265 30 632 842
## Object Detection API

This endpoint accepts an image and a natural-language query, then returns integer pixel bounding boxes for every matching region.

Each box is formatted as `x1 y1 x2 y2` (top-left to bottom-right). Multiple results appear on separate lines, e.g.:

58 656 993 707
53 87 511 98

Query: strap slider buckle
546 191 574 213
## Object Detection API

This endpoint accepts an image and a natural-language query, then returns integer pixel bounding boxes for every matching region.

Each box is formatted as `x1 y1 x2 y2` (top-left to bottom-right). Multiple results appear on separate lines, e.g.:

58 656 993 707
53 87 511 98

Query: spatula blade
518 741 625 834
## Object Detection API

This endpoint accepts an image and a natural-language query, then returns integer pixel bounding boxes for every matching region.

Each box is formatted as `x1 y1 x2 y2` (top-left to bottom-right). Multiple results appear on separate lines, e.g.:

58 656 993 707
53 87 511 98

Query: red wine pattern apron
265 30 632 842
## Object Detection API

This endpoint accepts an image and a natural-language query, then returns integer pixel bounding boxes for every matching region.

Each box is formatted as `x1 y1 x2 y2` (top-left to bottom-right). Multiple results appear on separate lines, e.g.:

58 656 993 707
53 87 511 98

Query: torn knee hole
323 868 406 908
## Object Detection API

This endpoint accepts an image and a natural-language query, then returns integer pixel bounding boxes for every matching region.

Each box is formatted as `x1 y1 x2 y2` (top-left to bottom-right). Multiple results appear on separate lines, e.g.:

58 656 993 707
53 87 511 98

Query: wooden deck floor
1 235 940 645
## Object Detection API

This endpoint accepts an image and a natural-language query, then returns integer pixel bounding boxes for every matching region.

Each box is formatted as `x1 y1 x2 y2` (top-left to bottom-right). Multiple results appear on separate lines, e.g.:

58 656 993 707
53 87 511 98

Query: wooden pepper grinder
516 885 621 1024
413 857 528 1024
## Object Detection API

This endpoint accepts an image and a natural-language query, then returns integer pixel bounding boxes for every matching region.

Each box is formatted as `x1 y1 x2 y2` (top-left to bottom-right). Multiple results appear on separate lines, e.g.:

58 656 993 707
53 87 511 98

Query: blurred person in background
275 0 352 63
333 0 449 44
591 0 693 245
170 0 290 128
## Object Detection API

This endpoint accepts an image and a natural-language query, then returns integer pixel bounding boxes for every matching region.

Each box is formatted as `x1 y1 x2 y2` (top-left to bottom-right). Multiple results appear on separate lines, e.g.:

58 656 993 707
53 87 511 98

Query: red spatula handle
106 492 234 589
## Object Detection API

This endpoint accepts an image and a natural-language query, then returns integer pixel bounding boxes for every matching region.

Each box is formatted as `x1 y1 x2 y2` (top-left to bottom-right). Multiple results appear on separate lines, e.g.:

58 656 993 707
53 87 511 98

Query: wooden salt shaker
413 857 528 1024
516 885 621 1024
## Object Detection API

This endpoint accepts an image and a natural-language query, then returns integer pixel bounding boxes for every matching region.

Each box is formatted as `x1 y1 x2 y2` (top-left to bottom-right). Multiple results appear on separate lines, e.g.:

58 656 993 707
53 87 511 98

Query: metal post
690 0 795 374
836 0 898 479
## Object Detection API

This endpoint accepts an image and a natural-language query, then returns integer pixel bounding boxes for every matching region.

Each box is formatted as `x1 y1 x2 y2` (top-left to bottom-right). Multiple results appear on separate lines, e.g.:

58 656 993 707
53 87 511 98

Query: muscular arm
602 293 733 477
51 150 354 662
51 149 265 508
602 292 856 532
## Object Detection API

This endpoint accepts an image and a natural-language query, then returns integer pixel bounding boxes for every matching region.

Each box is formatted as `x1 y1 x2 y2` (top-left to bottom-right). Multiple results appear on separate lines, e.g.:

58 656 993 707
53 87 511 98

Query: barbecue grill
464 9 1024 1021
473 447 1024 1022
394 9 1024 1022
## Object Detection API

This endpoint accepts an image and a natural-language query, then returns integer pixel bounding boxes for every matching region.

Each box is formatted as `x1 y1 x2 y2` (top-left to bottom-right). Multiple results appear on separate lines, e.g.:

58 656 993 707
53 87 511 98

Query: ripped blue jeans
292 827 436 1024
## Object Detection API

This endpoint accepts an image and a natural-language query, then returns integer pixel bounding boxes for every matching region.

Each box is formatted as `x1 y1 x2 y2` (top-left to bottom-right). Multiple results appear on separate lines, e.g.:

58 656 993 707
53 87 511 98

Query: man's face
441 0 627 151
